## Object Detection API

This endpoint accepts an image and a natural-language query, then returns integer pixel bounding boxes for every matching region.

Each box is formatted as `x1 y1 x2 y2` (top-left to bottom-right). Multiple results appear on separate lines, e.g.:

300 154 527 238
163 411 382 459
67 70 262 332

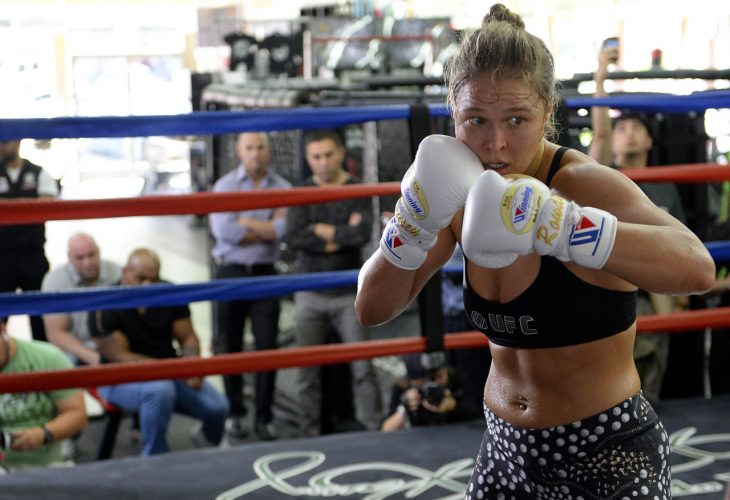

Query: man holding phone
589 36 621 166
588 36 687 405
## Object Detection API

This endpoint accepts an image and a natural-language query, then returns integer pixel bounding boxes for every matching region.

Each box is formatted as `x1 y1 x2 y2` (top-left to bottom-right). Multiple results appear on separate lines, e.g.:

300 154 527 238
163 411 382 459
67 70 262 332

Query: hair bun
482 3 525 29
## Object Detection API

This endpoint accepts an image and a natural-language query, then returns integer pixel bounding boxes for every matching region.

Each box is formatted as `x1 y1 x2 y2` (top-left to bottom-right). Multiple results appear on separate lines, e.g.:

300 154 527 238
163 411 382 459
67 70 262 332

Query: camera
0 430 14 450
418 381 446 407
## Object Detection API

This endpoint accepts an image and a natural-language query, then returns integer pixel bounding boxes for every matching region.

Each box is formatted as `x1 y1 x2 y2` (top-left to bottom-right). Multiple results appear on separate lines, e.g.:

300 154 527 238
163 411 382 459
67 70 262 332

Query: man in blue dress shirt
209 132 291 440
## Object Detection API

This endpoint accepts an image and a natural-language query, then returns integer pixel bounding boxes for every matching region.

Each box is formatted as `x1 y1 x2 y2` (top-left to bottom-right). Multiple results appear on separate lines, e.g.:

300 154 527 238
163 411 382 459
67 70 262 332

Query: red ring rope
621 163 730 183
0 163 727 226
0 183 400 226
2 306 729 394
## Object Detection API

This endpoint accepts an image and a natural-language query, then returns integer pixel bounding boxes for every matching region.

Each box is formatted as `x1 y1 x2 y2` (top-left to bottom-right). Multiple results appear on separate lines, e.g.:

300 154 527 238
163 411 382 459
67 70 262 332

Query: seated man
42 232 122 366
0 317 87 471
88 248 229 456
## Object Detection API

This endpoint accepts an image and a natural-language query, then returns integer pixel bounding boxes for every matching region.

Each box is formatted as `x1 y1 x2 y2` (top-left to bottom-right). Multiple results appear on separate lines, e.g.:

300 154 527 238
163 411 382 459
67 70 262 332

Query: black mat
1 395 729 499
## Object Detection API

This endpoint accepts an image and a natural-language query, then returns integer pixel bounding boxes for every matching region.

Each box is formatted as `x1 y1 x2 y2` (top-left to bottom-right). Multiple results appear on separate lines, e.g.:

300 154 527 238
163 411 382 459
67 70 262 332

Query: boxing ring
1 91 730 499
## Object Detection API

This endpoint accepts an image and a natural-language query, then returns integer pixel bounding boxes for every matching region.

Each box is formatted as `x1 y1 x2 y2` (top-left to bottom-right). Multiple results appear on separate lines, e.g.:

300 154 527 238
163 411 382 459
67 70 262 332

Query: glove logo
570 215 602 253
403 180 429 221
382 225 405 261
500 182 539 234
469 310 538 336
386 227 404 249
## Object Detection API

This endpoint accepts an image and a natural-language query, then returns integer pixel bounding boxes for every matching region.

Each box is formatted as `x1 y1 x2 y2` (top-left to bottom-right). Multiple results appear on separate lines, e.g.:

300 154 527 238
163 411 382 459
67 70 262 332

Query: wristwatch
41 424 55 445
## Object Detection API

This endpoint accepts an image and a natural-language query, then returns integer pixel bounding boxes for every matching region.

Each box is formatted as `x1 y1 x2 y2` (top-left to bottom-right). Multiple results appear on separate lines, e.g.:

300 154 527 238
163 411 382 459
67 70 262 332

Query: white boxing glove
534 195 617 269
462 170 618 270
381 134 484 270
398 134 483 240
379 215 430 270
462 170 551 268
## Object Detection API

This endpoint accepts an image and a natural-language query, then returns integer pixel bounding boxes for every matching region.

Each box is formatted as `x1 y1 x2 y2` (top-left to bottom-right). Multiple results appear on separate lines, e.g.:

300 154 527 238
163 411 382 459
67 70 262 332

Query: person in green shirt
0 318 87 471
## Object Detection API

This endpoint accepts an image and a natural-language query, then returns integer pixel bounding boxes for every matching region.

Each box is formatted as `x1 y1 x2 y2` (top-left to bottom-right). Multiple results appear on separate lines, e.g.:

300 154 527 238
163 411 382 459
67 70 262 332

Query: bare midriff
457 247 642 430
484 328 641 429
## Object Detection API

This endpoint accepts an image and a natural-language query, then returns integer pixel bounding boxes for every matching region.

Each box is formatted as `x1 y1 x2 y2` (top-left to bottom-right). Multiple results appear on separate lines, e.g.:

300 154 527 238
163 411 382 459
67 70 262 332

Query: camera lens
420 382 445 406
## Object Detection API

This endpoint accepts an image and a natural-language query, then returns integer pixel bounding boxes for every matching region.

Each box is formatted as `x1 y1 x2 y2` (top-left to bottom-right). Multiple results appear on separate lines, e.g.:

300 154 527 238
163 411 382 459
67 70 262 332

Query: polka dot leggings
465 391 671 499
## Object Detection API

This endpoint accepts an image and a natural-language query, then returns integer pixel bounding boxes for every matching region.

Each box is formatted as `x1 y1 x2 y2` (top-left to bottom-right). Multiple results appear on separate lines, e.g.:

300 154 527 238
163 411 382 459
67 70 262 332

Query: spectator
285 129 382 436
208 132 290 441
42 232 122 366
0 139 59 341
88 248 229 456
589 45 688 404
0 317 87 471
381 353 479 432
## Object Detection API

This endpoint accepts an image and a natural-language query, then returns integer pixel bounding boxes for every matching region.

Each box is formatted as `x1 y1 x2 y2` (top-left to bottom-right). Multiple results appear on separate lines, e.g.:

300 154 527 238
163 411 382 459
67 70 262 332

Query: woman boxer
355 4 714 499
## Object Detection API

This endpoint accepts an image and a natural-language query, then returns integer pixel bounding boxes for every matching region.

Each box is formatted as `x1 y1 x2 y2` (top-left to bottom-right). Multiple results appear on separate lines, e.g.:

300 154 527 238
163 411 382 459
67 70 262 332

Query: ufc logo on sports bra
470 311 537 335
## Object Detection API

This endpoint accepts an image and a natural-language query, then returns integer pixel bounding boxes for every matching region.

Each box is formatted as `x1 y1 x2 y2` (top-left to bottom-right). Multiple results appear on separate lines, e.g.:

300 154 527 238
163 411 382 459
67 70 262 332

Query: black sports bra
462 147 637 348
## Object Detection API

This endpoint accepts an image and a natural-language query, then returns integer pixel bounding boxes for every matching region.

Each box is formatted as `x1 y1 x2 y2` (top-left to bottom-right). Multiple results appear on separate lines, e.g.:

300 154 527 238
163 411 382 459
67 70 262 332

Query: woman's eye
467 117 485 126
509 117 524 126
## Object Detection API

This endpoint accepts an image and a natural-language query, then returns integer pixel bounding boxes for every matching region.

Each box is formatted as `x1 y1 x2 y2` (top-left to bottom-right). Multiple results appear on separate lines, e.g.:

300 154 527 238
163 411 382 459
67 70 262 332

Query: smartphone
602 37 620 62
603 37 620 49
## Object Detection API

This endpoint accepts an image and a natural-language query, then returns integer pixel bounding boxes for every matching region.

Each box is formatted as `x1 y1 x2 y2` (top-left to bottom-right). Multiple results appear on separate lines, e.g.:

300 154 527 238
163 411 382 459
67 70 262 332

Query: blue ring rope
1 90 729 141
2 240 729 317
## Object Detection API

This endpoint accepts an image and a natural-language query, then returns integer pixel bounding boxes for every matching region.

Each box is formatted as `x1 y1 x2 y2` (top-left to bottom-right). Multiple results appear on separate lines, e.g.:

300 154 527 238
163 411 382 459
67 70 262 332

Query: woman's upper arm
356 225 456 326
551 161 714 294
551 162 684 229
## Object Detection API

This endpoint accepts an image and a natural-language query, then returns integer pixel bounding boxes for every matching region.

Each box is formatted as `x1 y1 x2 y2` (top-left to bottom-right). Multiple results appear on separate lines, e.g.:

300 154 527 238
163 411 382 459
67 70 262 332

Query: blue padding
0 271 358 317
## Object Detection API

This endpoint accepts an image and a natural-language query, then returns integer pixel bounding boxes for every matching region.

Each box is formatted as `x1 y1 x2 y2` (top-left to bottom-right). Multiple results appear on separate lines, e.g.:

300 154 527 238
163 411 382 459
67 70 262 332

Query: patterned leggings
465 391 671 500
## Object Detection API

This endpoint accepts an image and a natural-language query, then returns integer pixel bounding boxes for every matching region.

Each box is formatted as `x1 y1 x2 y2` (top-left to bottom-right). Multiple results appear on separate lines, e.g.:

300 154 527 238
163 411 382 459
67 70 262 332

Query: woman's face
453 74 549 177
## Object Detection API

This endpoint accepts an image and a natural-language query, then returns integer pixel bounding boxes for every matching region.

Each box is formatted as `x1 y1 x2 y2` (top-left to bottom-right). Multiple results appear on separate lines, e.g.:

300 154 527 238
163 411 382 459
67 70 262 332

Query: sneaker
225 416 249 439
255 421 278 441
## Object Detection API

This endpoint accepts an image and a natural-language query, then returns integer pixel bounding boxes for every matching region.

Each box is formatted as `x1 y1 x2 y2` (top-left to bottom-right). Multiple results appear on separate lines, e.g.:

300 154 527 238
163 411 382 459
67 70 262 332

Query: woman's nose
483 127 506 151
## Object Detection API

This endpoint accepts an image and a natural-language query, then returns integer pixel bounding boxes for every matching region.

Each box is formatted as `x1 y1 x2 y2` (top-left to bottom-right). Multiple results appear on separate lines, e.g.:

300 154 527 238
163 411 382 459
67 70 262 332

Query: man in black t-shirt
88 248 229 456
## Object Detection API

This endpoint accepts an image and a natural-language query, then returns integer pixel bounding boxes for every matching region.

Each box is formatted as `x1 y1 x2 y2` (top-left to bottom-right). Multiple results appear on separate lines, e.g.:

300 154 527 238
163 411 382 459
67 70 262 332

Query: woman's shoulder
548 146 638 204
